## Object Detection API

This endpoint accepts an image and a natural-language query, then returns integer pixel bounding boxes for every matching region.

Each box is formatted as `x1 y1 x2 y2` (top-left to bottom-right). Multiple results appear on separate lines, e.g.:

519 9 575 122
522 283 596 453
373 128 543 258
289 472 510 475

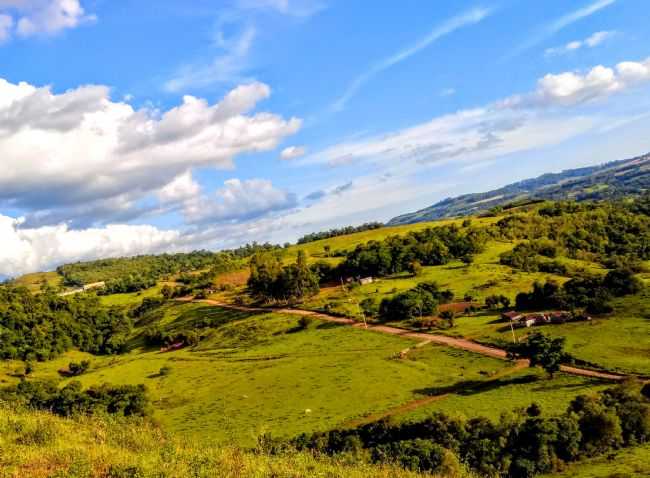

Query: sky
1 0 650 276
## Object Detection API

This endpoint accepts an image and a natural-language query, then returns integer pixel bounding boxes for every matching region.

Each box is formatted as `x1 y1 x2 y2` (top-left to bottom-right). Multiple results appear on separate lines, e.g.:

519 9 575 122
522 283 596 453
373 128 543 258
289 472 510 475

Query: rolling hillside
388 153 650 225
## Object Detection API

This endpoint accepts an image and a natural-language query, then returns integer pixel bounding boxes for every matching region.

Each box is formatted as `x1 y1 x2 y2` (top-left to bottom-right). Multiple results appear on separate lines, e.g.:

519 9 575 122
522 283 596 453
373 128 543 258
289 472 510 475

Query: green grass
55 304 518 446
98 282 172 307
21 302 619 452
0 405 438 478
11 271 62 292
400 367 609 423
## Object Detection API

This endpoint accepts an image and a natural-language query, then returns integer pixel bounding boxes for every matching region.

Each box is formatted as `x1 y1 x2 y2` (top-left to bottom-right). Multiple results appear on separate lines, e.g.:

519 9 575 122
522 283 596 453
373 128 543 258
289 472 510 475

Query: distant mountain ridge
388 153 650 225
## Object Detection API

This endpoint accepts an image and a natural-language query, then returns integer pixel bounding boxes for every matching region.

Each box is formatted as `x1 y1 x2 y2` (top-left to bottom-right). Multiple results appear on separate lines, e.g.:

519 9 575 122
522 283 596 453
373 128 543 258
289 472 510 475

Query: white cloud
507 0 616 58
0 0 95 41
184 178 297 224
0 214 185 276
157 171 200 204
331 7 492 111
507 58 650 108
307 57 650 170
545 30 616 56
0 78 301 225
280 145 306 160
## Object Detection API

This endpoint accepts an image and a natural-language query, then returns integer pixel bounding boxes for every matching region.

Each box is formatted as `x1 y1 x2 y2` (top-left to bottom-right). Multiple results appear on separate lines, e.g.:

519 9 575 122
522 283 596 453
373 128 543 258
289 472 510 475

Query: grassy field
51 304 515 445
10 271 62 292
7 302 622 454
0 406 436 478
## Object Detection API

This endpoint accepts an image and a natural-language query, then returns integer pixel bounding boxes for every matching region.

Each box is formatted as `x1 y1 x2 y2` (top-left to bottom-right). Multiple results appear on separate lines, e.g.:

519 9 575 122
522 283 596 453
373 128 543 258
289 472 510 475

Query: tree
440 310 455 328
407 260 423 277
461 254 474 266
161 284 173 300
516 332 566 377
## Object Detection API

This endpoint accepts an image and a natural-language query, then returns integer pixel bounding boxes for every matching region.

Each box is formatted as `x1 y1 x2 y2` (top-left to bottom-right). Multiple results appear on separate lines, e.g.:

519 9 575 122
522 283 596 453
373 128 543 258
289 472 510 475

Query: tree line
515 268 643 314
296 222 384 244
284 383 650 477
0 380 149 417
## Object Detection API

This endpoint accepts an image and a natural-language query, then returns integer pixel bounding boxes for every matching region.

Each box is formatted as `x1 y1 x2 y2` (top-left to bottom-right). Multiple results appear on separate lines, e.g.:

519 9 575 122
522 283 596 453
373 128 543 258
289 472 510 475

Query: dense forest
0 287 131 360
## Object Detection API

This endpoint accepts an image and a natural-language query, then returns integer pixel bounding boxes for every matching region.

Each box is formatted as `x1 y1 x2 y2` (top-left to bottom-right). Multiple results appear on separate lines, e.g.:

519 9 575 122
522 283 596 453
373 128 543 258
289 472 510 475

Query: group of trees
492 201 650 266
340 224 487 278
0 380 149 417
510 332 567 377
0 287 132 361
484 294 510 310
515 268 643 314
248 251 320 302
499 240 568 274
288 383 650 477
142 325 200 348
378 282 454 322
57 250 223 288
296 222 384 244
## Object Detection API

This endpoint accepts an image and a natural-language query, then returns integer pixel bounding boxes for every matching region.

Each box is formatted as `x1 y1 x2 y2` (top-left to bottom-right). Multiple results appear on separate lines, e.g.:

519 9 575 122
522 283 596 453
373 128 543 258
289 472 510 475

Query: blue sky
1 0 650 275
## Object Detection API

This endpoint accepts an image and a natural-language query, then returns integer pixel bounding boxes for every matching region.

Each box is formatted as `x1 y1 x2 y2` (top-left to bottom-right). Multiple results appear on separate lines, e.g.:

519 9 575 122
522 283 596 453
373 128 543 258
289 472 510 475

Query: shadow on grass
316 321 347 330
414 374 539 397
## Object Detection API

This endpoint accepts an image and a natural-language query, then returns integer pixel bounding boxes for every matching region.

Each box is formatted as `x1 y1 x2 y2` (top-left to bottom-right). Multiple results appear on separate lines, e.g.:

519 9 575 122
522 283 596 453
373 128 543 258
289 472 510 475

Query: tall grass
0 404 470 478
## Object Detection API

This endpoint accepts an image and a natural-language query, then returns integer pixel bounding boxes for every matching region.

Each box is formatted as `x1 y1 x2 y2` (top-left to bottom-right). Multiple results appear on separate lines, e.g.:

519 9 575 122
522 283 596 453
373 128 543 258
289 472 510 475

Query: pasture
16 303 615 449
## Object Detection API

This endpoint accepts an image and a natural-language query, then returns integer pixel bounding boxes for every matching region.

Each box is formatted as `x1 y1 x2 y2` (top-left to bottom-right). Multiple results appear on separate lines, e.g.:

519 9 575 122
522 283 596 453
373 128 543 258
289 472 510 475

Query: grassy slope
49 304 515 446
0 406 439 478
10 271 62 292
5 303 616 457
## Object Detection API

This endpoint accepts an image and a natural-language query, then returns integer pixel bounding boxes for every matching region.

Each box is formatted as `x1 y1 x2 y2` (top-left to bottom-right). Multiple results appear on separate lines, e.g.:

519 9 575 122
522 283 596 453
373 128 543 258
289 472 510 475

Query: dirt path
182 298 629 382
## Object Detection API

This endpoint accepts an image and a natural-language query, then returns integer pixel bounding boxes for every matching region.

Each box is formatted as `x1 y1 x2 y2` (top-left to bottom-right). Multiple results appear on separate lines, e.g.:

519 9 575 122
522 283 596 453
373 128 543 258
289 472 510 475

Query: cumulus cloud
507 58 650 108
545 30 616 56
0 0 95 41
280 145 306 160
157 171 201 204
0 78 301 225
184 178 297 224
0 214 185 276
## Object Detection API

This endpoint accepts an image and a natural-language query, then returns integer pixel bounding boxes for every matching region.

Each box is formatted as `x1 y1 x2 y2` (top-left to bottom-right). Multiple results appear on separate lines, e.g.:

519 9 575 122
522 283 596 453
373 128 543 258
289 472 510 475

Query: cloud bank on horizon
1 0 650 276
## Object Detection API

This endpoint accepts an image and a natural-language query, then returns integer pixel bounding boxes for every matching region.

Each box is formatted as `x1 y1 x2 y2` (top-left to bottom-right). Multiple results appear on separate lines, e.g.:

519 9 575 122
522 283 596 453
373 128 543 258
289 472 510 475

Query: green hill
388 153 650 225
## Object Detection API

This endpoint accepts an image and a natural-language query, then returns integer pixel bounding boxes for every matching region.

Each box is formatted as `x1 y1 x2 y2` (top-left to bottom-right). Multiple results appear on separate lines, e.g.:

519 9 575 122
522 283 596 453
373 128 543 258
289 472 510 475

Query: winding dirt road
179 298 629 382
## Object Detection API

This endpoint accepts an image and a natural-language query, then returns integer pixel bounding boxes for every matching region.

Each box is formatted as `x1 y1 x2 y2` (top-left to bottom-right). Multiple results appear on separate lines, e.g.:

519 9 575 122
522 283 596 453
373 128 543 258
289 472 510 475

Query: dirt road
182 298 629 382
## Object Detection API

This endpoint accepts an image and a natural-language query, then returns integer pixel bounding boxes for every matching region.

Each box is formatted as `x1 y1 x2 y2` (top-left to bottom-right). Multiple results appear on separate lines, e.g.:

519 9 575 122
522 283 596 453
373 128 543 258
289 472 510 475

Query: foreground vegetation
0 405 439 478
3 196 650 476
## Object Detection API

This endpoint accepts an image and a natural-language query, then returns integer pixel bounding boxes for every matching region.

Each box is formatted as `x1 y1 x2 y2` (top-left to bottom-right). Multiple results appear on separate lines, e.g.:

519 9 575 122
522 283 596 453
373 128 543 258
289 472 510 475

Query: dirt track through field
178 298 629 382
